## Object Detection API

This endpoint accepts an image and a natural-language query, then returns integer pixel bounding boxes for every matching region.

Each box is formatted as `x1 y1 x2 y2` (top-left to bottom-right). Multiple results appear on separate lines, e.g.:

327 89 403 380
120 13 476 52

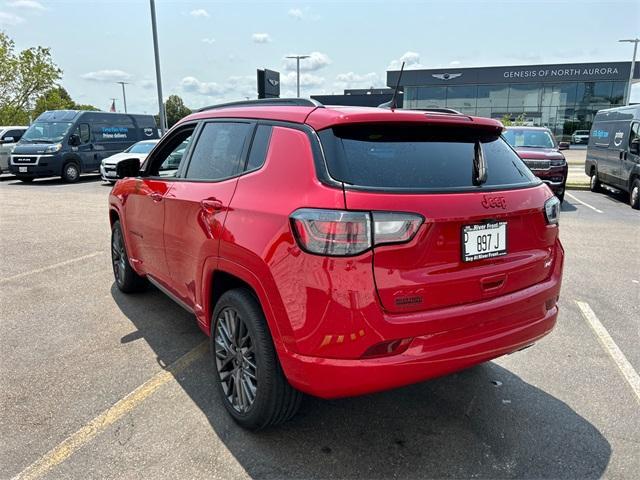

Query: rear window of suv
318 124 539 192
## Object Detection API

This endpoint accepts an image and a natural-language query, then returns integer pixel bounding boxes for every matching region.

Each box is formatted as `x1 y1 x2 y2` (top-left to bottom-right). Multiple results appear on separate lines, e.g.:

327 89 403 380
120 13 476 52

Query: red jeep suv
109 99 564 429
502 126 569 202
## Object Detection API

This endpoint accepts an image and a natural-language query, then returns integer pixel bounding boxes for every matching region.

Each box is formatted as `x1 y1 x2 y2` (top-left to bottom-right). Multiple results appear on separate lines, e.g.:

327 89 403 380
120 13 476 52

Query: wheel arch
61 152 82 168
200 258 294 362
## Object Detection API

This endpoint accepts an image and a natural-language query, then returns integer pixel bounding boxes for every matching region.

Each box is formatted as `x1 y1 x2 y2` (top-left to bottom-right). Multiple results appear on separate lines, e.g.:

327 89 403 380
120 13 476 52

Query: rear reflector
361 338 413 358
290 209 424 256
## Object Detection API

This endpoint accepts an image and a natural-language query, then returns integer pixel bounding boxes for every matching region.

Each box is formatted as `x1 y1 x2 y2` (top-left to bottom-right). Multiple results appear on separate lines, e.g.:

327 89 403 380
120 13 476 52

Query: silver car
100 139 159 183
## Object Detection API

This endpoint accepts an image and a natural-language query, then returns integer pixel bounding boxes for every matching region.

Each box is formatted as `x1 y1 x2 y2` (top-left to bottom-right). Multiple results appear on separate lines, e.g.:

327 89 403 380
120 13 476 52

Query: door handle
150 192 163 202
200 197 223 213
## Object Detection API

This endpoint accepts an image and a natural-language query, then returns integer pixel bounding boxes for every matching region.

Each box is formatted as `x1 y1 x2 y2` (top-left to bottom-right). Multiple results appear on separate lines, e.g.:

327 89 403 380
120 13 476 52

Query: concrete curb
566 183 590 191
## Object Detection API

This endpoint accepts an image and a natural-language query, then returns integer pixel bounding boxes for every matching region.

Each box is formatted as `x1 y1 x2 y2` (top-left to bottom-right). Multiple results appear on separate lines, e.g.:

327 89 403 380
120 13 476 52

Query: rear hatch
318 121 558 313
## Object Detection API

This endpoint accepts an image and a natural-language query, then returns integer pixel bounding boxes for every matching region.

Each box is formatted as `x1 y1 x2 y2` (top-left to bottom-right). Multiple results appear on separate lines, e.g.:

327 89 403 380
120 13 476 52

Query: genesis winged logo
268 78 279 87
432 73 462 80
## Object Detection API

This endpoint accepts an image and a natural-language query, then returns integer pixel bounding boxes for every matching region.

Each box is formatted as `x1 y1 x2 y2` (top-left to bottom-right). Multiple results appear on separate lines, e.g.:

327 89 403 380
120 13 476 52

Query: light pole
150 0 167 134
117 81 129 113
286 54 310 98
619 38 639 106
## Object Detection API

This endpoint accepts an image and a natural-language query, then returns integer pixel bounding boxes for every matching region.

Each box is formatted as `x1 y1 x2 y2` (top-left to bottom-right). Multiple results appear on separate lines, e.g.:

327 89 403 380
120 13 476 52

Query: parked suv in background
503 126 568 202
0 126 27 173
109 99 564 429
100 139 159 183
586 105 640 209
571 130 590 144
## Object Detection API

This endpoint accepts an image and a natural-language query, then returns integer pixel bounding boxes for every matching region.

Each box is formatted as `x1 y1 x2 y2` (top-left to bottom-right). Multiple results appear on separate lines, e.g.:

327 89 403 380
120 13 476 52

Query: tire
111 220 147 293
211 288 302 430
61 162 80 183
17 176 33 183
589 170 602 193
630 178 640 210
557 191 565 204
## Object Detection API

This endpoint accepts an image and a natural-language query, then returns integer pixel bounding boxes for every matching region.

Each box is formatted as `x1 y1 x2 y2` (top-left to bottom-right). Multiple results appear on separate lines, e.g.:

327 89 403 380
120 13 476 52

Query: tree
32 86 99 118
164 95 192 128
0 31 62 124
500 113 527 126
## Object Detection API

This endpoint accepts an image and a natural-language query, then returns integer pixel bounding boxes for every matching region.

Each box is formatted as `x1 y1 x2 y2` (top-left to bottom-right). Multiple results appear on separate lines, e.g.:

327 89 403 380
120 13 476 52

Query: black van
9 110 159 183
585 105 640 209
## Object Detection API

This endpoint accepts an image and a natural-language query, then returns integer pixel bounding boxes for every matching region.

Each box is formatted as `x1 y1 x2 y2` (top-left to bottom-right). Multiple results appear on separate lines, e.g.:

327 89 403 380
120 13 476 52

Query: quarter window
185 122 252 180
246 125 272 171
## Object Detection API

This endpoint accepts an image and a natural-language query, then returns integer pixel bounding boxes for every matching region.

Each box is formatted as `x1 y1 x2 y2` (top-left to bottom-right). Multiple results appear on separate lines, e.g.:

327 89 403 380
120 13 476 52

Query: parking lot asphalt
1 177 638 479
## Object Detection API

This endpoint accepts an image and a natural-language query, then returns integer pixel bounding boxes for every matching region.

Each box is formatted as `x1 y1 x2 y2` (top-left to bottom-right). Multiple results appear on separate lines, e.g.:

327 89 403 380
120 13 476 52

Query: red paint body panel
109 105 564 400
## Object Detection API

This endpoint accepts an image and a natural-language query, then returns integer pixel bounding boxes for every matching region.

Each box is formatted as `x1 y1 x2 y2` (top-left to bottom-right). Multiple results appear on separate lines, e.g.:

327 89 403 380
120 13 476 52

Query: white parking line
566 192 603 213
0 252 104 284
576 300 640 404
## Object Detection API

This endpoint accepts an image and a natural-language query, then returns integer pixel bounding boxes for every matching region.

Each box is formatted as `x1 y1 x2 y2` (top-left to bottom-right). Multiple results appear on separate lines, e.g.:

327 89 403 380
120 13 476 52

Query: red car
502 126 569 202
109 99 563 429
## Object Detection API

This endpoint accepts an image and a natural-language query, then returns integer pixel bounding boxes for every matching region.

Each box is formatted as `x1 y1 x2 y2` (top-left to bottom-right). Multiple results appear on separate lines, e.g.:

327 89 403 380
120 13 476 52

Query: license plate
462 222 507 262
19 166 27 173
106 171 116 177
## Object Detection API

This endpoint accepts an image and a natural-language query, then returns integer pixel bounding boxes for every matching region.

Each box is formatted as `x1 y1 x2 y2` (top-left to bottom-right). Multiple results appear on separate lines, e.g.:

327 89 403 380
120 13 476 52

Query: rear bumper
280 243 563 399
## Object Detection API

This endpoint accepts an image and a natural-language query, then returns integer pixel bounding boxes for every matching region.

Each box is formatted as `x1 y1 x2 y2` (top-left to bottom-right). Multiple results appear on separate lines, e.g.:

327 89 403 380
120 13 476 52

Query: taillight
544 196 560 225
290 209 423 256
372 212 423 245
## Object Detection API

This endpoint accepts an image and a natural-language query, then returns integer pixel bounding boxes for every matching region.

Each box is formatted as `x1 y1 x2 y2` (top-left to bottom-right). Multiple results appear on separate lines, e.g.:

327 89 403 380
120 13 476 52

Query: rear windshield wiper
473 140 487 186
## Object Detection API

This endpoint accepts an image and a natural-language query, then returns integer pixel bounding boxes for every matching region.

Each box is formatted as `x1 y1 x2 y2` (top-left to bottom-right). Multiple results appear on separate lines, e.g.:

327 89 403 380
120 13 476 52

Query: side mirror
630 141 640 156
69 134 81 147
116 157 141 179
558 142 570 150
1 136 15 144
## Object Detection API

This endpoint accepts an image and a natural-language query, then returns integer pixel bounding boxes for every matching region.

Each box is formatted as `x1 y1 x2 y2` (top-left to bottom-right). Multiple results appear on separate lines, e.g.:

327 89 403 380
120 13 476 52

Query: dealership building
385 61 640 139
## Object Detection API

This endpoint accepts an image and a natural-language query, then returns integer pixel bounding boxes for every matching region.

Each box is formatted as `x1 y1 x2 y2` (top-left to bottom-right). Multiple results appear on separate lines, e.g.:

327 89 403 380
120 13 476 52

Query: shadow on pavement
112 284 611 479
4 174 102 186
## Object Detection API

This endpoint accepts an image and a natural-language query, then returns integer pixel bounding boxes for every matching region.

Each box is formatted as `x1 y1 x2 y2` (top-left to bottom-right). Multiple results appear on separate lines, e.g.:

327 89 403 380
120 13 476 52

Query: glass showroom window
542 82 578 107
508 83 543 110
577 81 614 105
414 86 446 108
477 84 509 108
446 85 477 111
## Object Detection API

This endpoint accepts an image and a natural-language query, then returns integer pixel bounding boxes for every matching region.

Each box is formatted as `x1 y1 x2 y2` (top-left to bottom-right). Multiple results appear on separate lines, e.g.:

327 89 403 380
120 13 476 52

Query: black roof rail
197 98 323 112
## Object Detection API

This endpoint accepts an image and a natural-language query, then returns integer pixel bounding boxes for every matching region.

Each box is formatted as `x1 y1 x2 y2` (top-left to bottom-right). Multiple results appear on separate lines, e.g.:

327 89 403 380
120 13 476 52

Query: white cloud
334 72 381 90
7 0 44 10
201 37 216 44
181 76 225 96
180 75 256 100
288 8 303 19
252 33 272 44
189 9 209 18
0 11 24 25
281 71 325 89
81 69 133 82
449 60 461 66
388 51 424 70
283 51 331 72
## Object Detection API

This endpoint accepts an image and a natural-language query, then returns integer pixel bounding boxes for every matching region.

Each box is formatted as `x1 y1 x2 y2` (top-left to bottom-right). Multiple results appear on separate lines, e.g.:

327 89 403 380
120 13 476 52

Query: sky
1 0 639 114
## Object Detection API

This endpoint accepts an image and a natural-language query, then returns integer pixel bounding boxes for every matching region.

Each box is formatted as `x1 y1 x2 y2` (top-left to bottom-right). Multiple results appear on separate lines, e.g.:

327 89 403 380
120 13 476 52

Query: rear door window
185 122 252 180
319 124 538 191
